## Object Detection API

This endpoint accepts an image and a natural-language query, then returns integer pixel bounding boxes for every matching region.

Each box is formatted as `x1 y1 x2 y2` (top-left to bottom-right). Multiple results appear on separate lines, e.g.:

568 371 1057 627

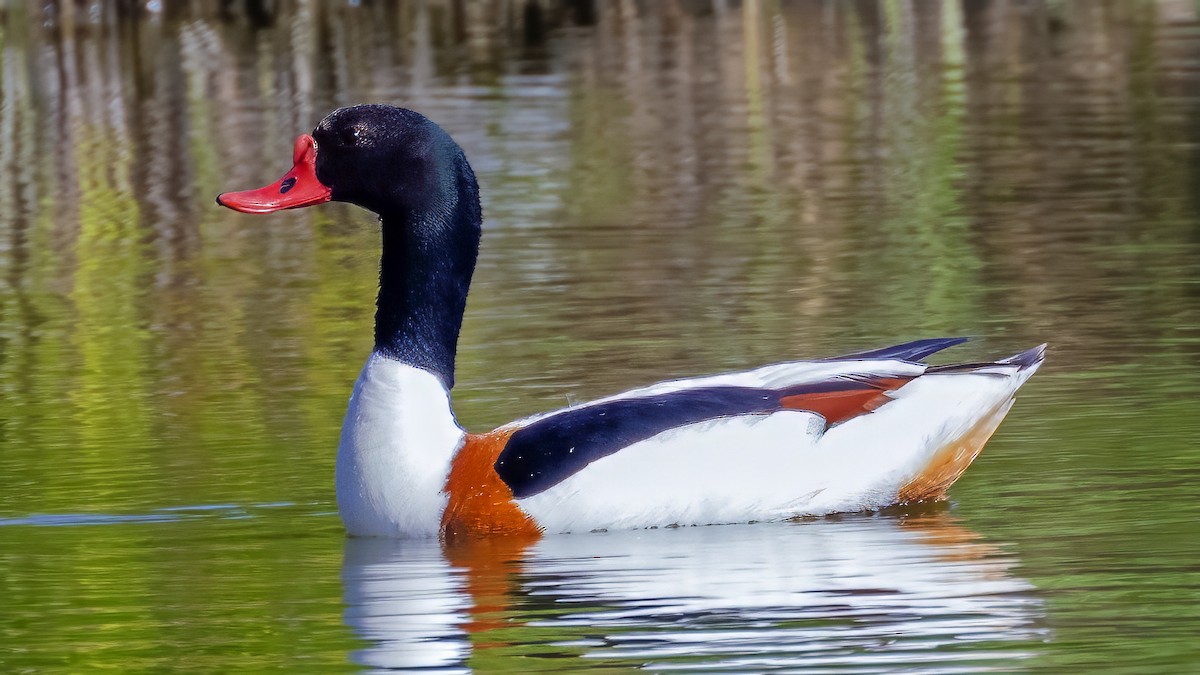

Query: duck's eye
340 127 361 146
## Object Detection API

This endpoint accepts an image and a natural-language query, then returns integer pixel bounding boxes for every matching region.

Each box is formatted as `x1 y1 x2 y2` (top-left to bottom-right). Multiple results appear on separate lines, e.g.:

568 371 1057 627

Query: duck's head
217 104 477 220
216 105 482 388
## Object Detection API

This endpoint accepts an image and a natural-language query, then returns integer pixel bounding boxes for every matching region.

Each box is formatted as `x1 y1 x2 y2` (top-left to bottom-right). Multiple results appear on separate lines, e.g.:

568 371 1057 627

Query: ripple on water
0 503 309 527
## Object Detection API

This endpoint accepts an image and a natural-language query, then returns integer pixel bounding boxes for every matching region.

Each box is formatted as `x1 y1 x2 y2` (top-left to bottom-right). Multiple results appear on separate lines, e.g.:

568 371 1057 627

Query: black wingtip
834 337 970 363
1001 343 1048 370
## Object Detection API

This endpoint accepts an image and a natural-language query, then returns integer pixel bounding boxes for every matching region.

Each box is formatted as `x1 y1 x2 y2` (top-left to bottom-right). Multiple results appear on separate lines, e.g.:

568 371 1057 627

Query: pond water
2 1 1200 671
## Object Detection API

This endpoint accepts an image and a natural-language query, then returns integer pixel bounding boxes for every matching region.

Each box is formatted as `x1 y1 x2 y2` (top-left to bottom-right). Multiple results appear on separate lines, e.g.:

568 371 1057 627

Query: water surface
2 1 1200 671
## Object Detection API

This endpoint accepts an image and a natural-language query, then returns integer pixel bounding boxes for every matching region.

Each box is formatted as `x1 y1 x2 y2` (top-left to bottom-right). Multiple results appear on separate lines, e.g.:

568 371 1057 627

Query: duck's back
443 340 1045 536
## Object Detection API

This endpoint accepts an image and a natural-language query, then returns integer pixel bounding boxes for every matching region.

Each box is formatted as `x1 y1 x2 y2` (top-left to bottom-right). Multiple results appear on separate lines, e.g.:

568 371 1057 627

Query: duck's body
218 105 1045 539
337 340 1041 538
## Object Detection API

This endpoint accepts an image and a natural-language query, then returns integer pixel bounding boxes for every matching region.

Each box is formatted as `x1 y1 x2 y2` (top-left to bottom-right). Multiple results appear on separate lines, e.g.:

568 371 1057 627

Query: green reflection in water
1 0 1199 672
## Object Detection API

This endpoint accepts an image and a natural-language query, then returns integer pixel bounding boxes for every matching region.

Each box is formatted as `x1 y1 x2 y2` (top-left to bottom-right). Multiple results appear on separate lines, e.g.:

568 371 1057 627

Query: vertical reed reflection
1 1 1199 671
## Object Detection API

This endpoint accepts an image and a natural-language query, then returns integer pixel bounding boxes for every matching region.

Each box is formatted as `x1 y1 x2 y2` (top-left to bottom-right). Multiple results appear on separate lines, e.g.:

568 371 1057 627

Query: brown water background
2 1 1200 671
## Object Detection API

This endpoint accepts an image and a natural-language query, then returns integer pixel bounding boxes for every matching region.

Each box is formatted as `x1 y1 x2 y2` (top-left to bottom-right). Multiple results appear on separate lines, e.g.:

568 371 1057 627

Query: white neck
336 353 465 537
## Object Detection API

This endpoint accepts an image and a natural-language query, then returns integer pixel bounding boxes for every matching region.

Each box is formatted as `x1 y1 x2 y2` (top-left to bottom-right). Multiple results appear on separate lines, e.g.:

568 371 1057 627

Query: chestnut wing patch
495 377 909 499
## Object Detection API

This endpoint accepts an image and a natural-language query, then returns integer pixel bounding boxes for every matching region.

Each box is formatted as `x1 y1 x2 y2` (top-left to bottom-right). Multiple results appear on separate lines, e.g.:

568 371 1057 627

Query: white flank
517 358 1041 534
337 353 464 537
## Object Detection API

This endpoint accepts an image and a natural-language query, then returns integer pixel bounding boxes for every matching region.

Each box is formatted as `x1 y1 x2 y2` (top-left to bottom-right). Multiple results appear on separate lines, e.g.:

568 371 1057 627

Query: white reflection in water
342 514 1045 672
342 539 472 673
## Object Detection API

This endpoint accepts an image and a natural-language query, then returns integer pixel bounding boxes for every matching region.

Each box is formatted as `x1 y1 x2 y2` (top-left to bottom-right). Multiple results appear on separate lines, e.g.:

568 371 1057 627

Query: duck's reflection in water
342 512 1045 672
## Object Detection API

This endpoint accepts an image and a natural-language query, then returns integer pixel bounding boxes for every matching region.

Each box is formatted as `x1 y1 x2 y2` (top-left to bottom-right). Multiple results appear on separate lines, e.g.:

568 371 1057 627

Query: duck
217 104 1045 539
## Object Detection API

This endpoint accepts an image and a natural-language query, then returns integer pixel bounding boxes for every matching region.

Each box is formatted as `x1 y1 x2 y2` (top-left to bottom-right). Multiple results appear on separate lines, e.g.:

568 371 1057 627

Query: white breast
336 354 464 537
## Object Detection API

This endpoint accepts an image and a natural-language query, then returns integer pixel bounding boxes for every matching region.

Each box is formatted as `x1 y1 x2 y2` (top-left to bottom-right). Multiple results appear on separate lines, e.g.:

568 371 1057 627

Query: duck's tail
925 343 1047 378
1002 343 1048 372
894 343 1046 503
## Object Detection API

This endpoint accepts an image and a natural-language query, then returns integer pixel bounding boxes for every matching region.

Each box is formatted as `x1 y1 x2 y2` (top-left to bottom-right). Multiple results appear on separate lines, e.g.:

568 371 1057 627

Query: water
2 1 1199 671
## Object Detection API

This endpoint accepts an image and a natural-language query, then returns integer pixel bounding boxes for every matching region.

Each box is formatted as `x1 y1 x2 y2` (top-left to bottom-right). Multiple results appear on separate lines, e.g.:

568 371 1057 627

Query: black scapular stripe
494 381 867 499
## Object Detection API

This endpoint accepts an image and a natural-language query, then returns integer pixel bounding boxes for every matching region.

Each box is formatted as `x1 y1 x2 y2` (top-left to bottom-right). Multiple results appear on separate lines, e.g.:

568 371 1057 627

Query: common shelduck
217 105 1045 538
